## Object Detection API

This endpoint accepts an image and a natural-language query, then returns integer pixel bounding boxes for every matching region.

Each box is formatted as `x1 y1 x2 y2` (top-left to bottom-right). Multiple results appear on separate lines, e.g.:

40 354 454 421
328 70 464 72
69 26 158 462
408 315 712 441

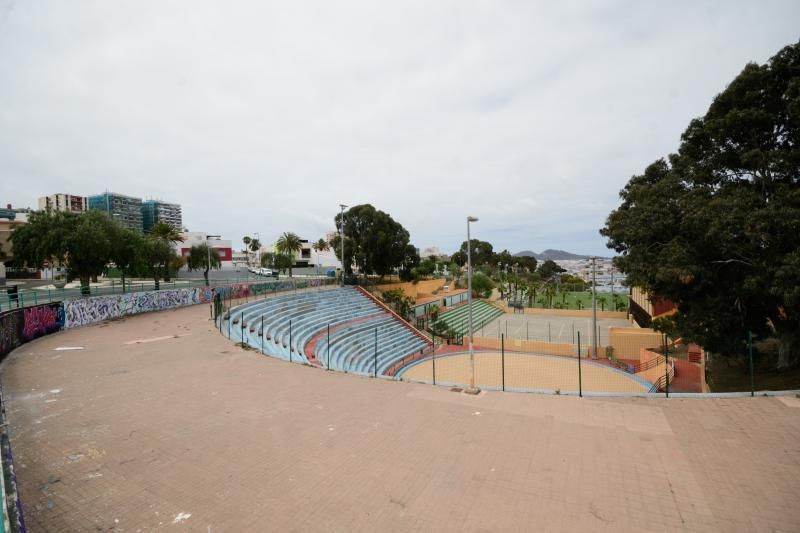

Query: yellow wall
607 327 663 359
472 326 663 362
474 336 580 357
376 279 446 300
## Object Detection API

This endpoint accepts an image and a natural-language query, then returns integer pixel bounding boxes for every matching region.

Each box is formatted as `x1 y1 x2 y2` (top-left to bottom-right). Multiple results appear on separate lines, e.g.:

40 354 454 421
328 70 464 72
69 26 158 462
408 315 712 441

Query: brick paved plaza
3 305 800 532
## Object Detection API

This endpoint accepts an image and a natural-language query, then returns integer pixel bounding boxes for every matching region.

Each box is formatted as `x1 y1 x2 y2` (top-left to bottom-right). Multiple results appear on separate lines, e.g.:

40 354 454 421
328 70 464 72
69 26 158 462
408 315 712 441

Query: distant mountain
514 249 597 261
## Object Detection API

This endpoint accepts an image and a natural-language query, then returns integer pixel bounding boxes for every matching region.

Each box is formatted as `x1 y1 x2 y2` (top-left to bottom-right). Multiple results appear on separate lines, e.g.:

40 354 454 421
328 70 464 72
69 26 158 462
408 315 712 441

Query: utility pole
591 256 598 358
466 216 479 394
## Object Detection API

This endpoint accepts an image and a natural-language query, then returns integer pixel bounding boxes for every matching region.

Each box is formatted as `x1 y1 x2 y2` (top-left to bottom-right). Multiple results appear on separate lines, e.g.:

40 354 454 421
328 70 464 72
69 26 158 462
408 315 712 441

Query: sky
0 1 798 257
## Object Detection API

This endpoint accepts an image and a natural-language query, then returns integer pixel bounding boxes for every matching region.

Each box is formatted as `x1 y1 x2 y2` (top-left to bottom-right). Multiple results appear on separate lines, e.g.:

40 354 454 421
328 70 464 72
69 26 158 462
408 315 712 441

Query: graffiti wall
63 288 202 329
2 279 337 355
0 303 64 361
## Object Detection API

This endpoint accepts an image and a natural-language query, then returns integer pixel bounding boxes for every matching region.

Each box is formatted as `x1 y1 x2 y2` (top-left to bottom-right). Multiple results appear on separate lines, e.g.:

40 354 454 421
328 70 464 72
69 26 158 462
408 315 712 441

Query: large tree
451 239 494 267
537 259 566 280
109 225 144 293
332 204 414 282
186 244 221 286
11 210 116 295
601 42 800 368
142 236 174 290
398 244 420 282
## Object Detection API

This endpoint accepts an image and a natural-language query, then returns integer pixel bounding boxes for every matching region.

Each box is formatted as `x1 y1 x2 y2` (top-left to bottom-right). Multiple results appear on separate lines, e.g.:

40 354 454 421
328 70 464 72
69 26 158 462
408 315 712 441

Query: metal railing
0 275 327 312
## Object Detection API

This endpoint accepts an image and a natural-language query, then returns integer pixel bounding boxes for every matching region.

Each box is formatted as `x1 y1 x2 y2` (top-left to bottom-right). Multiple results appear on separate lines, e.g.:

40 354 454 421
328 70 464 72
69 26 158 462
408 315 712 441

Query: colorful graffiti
2 279 336 356
1 303 65 360
22 303 64 340
63 288 202 329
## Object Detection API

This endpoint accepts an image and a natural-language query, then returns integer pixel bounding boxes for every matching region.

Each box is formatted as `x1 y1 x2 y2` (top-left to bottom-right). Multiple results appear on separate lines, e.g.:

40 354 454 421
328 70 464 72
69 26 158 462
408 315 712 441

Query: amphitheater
1 284 799 531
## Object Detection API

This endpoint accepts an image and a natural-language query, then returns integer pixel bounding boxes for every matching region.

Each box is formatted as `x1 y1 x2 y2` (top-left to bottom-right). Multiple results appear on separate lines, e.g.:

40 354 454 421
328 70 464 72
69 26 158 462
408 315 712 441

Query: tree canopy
450 242 537 273
601 42 800 367
451 239 494 267
11 210 116 293
470 272 494 298
537 259 566 280
332 204 415 281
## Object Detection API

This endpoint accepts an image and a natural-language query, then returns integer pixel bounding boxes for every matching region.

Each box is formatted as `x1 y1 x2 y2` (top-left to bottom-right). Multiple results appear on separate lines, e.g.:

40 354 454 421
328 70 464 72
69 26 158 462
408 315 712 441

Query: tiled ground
3 305 799 532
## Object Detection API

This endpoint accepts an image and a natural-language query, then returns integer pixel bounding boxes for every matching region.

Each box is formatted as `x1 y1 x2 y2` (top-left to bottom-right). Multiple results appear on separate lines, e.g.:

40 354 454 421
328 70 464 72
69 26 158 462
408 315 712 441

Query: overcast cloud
1 1 798 256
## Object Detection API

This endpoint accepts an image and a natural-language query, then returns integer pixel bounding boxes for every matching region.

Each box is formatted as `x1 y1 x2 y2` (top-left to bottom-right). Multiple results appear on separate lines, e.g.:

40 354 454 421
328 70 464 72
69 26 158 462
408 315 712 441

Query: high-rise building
38 194 87 213
88 192 143 232
141 200 182 233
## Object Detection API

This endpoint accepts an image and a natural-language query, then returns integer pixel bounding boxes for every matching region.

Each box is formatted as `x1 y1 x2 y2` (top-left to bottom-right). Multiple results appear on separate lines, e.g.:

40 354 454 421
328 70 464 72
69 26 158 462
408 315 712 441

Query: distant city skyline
1 2 798 256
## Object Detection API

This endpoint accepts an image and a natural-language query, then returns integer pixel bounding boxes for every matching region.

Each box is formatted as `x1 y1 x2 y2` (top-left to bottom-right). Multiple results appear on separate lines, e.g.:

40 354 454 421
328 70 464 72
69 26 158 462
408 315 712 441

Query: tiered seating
227 288 379 363
433 300 504 336
225 287 430 374
316 316 429 375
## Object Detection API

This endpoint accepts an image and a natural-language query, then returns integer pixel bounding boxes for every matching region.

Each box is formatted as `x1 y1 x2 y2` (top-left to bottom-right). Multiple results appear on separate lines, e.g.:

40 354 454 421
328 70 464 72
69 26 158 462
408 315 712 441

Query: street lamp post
466 216 479 394
339 204 348 286
206 235 221 286
591 256 598 358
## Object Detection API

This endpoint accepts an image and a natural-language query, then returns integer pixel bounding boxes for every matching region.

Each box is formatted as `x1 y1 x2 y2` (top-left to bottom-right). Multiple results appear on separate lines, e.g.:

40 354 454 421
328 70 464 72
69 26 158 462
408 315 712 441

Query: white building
38 193 88 213
174 232 234 266
262 236 341 270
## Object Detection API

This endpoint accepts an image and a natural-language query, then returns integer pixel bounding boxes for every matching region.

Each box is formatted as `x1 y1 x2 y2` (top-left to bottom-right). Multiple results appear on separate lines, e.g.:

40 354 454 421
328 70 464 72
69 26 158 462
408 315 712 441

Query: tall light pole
466 216 479 394
206 234 221 286
339 204 348 286
591 256 598 358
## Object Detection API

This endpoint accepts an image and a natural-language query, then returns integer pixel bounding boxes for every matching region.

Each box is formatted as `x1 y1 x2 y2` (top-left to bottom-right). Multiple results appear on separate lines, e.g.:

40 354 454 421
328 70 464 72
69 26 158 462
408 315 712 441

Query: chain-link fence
215 289 798 396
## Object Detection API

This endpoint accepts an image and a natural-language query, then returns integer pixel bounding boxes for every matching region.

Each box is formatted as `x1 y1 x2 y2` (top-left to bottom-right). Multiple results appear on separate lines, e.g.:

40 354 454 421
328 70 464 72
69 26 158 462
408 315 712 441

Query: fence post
374 328 378 378
327 323 331 370
663 333 669 398
577 331 582 397
432 332 436 385
261 315 264 354
501 333 505 392
289 319 293 363
748 331 754 397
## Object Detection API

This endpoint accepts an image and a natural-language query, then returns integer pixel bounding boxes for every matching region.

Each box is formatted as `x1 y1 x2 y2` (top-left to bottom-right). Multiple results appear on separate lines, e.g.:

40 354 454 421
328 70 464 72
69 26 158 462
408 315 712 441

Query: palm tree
275 232 302 277
150 222 182 243
311 238 329 275
544 283 557 309
242 236 252 266
248 238 261 267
